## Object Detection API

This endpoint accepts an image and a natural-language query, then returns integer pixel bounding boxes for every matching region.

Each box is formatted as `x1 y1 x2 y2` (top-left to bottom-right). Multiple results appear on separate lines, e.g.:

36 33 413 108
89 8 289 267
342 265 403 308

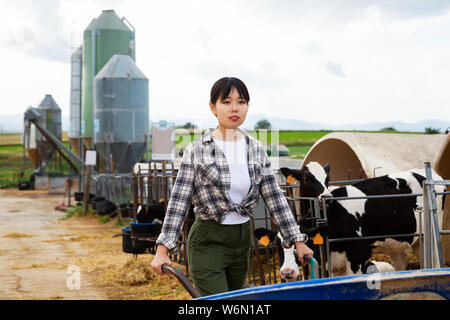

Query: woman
151 77 312 296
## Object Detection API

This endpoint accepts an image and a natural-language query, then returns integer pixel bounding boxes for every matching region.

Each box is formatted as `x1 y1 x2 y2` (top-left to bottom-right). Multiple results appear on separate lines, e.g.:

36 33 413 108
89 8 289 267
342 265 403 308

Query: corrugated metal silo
69 46 82 156
36 95 62 172
81 9 135 149
93 54 149 173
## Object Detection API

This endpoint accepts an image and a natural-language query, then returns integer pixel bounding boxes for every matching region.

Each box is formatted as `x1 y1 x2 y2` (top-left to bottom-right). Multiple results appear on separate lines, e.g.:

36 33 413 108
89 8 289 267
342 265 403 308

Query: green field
0 142 71 189
172 129 330 151
0 144 35 188
0 129 425 188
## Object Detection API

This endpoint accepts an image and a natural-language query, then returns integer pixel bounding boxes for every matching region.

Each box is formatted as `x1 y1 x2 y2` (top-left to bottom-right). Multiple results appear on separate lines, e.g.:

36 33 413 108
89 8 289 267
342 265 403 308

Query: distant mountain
0 113 448 134
0 114 70 133
169 113 450 133
243 114 450 132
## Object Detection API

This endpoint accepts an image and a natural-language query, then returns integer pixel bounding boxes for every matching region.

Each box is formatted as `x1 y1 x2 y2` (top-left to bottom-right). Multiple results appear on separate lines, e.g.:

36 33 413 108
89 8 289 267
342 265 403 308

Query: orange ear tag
259 235 270 247
313 233 324 245
286 175 296 185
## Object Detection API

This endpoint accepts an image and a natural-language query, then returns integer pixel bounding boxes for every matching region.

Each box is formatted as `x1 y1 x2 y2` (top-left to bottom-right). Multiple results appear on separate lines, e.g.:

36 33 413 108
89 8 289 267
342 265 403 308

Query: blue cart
196 268 450 300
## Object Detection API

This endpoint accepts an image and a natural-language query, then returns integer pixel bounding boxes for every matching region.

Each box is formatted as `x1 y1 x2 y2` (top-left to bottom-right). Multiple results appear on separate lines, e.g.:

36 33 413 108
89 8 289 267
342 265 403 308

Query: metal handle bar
161 264 201 298
303 254 320 280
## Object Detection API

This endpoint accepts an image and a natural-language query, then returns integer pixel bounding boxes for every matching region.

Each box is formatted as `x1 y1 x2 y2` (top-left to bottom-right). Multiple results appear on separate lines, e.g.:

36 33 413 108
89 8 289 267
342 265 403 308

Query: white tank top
212 136 251 225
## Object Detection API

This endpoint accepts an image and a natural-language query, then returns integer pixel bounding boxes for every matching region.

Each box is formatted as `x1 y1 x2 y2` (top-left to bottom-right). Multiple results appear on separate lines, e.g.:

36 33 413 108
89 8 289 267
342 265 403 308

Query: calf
137 201 196 230
137 201 166 224
255 215 329 280
255 221 389 280
280 162 446 277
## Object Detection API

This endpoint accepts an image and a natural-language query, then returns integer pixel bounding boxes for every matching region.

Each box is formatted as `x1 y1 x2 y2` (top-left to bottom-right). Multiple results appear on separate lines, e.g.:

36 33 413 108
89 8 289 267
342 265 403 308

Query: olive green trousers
187 218 252 297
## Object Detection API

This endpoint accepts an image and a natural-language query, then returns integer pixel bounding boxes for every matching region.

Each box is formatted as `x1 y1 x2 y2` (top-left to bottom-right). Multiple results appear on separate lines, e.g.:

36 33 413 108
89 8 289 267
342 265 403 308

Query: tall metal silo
81 9 135 149
69 46 82 156
93 54 149 173
35 95 62 173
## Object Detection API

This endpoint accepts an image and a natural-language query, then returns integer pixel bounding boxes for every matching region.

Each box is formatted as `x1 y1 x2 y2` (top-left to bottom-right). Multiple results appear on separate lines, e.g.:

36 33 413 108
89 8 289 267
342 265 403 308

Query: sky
1 0 450 127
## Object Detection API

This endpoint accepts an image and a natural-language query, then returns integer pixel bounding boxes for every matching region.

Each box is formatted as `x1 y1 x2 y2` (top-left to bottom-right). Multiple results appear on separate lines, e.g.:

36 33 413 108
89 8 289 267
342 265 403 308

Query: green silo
81 9 135 147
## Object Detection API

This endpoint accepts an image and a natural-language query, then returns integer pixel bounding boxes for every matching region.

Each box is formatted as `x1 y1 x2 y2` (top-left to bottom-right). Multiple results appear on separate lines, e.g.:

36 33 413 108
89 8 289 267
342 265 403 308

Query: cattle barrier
283 162 450 278
83 161 450 286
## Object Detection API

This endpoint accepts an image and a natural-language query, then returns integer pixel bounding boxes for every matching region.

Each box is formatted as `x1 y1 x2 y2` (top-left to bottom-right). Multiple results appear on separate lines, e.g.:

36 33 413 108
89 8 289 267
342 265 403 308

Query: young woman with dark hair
151 77 312 296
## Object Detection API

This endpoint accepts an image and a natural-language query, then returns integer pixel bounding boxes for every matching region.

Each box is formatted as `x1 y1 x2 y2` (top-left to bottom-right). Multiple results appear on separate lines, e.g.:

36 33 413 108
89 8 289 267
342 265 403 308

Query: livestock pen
79 158 450 297
198 168 450 301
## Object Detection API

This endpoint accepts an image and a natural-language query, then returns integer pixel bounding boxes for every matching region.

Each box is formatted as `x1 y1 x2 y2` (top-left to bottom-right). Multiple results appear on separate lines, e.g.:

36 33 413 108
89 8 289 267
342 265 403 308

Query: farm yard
0 188 191 300
4 1 450 305
0 129 331 300
0 129 449 300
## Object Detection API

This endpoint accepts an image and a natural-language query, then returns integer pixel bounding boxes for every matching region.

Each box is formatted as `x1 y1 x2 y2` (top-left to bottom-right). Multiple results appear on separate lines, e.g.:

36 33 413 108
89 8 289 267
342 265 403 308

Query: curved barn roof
434 133 450 266
302 132 446 181
435 133 450 180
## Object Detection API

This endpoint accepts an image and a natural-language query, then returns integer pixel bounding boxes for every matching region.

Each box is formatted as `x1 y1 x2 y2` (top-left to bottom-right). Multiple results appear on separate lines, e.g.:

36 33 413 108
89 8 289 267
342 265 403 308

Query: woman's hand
151 245 172 276
295 241 314 267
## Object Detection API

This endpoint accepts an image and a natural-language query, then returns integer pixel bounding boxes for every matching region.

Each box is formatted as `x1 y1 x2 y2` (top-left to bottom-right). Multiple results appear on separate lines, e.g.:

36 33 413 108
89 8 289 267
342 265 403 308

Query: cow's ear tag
259 235 270 247
313 233 324 245
286 175 296 184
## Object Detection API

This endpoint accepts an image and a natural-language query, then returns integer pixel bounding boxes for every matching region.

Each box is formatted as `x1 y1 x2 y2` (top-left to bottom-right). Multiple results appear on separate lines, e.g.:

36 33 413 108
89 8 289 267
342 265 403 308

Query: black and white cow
255 215 330 280
277 162 446 277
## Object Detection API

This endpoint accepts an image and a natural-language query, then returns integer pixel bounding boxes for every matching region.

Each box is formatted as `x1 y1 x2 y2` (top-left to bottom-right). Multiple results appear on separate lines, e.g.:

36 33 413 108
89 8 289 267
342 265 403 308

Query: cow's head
254 218 329 281
137 201 166 224
255 228 301 281
280 162 331 200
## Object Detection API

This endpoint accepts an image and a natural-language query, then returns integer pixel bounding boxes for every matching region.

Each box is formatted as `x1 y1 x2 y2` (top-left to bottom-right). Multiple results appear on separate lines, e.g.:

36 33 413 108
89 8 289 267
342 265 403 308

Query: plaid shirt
156 128 307 253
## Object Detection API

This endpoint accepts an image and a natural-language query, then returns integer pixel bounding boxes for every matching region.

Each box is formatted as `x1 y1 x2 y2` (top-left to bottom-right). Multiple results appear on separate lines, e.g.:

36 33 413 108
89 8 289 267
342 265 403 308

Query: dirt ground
0 188 190 300
0 188 428 300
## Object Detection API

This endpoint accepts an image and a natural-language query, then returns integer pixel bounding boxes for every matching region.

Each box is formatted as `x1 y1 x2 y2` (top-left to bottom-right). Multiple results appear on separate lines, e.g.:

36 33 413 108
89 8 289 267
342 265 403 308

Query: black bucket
121 226 147 254
130 221 161 238
96 200 117 215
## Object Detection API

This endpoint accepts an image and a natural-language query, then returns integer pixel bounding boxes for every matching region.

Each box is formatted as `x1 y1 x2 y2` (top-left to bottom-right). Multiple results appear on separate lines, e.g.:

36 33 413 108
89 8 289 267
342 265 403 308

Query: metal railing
281 162 450 278
84 161 449 285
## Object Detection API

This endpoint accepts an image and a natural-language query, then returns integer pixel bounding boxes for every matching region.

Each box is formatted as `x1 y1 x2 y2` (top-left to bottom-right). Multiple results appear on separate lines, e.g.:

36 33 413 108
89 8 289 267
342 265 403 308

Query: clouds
246 0 450 22
1 0 71 63
324 62 346 78
0 1 449 127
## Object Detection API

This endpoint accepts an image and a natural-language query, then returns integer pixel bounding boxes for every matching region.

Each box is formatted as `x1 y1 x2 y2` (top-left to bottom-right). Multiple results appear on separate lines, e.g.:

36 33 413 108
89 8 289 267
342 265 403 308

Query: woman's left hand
295 241 314 266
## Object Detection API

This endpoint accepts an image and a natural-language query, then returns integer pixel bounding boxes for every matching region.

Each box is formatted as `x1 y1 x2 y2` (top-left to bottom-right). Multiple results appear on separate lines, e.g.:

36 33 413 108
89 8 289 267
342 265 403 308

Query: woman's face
210 87 249 130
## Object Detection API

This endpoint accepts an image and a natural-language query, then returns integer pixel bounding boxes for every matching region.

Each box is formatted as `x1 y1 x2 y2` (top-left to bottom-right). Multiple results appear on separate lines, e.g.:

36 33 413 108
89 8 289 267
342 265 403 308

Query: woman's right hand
151 245 172 276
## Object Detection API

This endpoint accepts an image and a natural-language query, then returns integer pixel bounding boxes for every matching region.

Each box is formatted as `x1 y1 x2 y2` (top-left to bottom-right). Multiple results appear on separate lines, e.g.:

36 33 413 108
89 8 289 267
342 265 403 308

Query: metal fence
82 161 449 286
90 174 133 205
282 162 450 279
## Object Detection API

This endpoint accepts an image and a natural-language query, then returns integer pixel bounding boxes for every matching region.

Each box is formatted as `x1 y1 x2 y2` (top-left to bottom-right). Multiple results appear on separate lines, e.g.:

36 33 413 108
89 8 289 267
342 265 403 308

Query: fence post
251 217 266 285
322 198 332 278
422 184 433 269
419 209 424 270
82 166 92 215
424 162 444 268
132 171 138 222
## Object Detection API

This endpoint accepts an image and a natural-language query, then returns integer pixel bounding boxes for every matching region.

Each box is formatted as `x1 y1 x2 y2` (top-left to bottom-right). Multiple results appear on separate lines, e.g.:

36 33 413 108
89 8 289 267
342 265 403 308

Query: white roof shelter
303 132 446 181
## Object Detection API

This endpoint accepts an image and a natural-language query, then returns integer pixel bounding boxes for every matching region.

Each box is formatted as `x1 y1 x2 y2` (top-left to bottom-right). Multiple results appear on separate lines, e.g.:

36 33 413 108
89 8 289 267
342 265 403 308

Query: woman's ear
209 101 217 117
